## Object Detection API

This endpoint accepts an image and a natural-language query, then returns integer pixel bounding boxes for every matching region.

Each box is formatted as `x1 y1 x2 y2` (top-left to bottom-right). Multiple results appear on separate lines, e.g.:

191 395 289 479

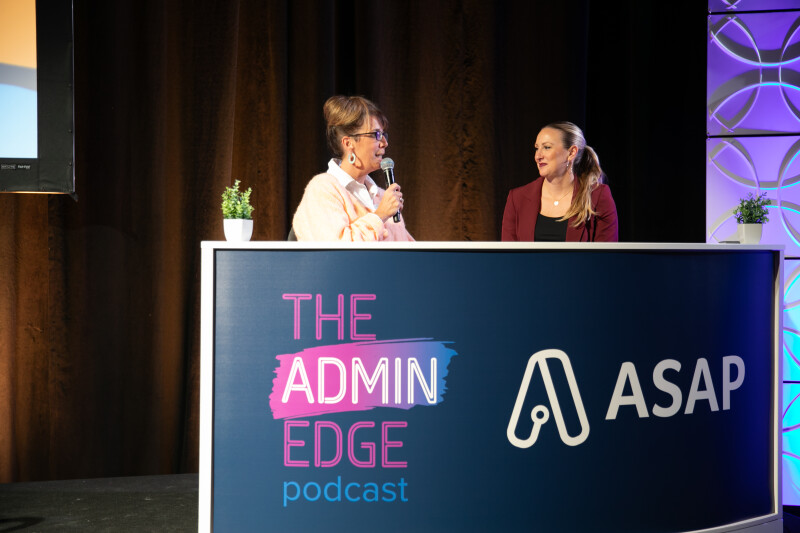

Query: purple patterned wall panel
786 260 800 382
708 1 800 506
708 12 800 135
784 383 800 505
785 263 800 505
710 0 800 12
706 136 800 255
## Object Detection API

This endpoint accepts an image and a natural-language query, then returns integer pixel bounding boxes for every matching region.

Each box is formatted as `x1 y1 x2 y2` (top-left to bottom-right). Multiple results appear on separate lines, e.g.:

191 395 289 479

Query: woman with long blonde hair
502 122 618 242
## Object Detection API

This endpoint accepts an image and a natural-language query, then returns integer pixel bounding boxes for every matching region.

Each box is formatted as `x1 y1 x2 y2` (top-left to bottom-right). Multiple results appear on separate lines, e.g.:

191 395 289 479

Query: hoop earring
348 152 356 164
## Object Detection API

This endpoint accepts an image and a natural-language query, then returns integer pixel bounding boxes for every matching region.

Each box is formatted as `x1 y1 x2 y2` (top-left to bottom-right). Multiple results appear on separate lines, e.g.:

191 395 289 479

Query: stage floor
0 473 197 532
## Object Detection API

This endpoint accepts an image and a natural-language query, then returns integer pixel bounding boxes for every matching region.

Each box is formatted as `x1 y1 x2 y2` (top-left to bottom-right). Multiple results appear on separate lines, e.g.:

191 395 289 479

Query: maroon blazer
501 177 618 242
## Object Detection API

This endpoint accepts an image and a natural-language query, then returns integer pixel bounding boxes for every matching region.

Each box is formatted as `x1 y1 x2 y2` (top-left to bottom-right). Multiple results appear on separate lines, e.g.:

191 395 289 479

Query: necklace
546 188 572 206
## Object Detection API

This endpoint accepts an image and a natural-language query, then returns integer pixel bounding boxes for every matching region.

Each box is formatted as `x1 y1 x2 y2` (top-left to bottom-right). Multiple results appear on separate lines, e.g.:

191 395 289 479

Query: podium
199 242 783 533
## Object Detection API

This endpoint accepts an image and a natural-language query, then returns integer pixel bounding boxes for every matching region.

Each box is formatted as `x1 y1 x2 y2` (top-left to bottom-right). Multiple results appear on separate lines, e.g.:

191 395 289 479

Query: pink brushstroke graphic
269 338 457 419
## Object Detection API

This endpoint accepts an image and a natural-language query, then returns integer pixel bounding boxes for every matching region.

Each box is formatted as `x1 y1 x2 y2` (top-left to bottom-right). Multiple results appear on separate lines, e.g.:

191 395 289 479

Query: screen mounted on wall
0 0 74 195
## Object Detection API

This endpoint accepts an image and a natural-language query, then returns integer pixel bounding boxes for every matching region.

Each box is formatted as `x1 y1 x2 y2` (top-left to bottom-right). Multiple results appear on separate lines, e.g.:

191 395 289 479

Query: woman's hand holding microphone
375 184 404 223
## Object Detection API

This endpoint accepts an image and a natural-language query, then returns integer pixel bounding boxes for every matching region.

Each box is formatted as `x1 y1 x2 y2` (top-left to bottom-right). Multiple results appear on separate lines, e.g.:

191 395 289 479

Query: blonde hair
544 121 604 227
324 95 388 157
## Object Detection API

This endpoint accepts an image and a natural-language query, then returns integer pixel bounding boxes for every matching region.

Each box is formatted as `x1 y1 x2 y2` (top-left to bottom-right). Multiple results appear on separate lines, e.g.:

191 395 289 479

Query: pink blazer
501 177 618 242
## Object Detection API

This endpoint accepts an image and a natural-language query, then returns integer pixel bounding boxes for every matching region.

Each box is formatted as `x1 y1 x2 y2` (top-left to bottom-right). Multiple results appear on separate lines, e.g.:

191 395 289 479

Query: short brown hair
324 95 388 157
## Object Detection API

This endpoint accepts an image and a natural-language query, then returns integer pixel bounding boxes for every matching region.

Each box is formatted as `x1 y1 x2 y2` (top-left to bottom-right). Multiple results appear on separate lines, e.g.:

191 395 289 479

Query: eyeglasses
350 130 388 142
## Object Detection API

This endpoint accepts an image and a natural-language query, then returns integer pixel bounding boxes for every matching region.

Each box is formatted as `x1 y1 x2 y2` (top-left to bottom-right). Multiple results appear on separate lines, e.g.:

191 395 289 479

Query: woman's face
351 116 388 173
534 127 574 179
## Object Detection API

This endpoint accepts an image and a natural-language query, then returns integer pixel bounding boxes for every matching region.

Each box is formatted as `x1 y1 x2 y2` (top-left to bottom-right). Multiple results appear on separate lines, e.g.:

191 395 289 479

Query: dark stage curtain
0 0 705 482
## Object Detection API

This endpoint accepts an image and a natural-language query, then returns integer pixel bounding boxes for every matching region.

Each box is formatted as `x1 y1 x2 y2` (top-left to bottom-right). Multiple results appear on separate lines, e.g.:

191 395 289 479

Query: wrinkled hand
375 184 404 222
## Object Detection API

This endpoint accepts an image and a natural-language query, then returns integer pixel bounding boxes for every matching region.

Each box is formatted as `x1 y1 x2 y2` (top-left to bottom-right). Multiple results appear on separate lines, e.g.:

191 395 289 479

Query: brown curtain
0 0 704 482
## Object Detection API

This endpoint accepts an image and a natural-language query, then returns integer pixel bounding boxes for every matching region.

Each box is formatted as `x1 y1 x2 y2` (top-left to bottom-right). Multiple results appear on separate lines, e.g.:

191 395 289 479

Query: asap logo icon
507 349 590 448
507 349 746 448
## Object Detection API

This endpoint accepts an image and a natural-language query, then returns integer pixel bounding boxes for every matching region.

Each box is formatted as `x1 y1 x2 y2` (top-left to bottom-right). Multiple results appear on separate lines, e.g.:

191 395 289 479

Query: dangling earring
348 152 356 164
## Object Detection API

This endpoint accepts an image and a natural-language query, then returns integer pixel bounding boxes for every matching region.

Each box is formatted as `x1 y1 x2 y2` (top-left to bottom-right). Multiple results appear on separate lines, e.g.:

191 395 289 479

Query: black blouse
534 213 568 242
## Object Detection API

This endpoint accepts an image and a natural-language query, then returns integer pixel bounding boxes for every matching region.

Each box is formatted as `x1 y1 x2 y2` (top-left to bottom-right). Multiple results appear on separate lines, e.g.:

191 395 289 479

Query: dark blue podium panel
202 244 781 533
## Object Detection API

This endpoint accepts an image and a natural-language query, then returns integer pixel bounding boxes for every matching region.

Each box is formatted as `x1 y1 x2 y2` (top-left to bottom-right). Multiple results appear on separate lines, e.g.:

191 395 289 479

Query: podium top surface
201 241 784 252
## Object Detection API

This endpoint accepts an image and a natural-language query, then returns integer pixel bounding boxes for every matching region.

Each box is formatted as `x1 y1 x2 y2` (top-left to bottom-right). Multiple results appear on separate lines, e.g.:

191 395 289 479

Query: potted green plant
221 179 254 242
732 191 770 244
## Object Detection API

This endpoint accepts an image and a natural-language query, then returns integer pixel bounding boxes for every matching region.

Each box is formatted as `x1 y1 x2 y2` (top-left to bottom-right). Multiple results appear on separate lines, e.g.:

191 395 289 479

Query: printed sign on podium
200 243 782 533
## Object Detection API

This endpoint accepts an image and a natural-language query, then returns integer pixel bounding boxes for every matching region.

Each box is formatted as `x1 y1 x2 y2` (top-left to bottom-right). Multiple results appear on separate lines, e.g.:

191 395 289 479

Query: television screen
0 0 74 195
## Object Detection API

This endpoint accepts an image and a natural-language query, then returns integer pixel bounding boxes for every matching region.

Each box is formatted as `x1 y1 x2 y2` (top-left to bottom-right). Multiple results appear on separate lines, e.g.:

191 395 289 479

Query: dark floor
0 474 197 532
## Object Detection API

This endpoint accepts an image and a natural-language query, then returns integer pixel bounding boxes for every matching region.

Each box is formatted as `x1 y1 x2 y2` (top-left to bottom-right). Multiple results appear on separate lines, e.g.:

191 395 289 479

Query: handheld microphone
380 158 401 223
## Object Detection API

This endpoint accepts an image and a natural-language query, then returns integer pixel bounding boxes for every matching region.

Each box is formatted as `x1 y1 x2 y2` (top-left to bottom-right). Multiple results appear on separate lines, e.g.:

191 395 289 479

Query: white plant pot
737 223 762 244
224 219 253 242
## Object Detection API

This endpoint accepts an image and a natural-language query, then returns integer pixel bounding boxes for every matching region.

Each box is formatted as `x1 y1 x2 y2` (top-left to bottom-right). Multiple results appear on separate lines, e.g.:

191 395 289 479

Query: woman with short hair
292 95 414 241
